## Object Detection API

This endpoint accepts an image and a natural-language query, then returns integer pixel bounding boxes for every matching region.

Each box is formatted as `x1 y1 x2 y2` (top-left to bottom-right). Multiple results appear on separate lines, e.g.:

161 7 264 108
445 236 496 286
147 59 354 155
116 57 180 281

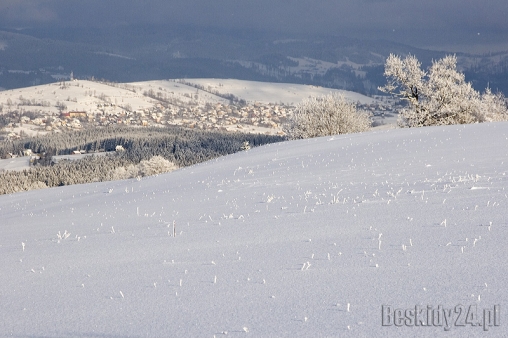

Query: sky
1 0 508 52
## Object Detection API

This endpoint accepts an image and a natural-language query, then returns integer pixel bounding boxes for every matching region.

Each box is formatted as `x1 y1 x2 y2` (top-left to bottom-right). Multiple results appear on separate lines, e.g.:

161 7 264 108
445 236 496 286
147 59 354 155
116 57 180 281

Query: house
61 111 87 119
69 111 87 118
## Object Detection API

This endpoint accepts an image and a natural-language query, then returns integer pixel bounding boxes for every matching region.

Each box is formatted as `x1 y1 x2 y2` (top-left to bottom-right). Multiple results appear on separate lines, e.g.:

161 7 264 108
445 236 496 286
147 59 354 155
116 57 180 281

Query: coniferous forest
0 126 284 195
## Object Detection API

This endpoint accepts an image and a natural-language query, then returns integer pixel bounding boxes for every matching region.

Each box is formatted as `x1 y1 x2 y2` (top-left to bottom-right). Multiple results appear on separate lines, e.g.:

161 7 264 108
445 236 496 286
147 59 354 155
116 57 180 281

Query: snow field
184 78 377 105
0 122 507 336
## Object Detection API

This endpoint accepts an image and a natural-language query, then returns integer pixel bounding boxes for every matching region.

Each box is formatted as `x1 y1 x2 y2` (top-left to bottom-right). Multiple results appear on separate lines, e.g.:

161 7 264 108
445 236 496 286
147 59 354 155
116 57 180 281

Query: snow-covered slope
1 79 385 137
181 78 377 105
0 78 376 115
1 122 507 337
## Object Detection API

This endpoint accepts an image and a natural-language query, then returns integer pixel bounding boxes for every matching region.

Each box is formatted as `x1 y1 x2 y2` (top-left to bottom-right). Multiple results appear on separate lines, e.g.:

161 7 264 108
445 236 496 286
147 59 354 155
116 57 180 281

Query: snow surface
7 124 49 137
0 156 30 171
184 78 377 105
0 80 163 116
1 122 508 337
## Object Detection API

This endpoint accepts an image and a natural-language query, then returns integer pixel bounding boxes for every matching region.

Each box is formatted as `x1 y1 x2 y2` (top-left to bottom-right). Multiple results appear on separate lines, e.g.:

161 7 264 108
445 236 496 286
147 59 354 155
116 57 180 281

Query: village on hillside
0 79 398 144
1 100 293 138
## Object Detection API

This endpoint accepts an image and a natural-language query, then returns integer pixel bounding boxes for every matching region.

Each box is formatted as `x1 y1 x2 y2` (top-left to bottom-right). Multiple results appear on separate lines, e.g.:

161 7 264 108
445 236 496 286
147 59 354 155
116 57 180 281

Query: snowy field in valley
1 122 507 337
0 156 30 171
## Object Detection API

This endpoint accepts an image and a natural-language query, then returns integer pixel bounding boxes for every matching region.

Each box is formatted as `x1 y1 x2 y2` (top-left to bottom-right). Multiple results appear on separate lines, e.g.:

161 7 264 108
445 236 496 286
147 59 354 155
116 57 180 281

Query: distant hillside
0 79 394 139
2 26 506 95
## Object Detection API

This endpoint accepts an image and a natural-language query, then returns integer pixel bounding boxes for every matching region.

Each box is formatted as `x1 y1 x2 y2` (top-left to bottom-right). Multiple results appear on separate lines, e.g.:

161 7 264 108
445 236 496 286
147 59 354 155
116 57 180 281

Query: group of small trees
112 156 178 180
283 93 371 139
284 54 508 139
379 54 508 127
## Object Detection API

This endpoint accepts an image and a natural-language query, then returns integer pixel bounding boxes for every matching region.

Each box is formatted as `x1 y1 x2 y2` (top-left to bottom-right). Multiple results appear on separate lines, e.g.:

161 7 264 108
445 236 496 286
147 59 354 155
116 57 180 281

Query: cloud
0 0 58 26
0 0 507 51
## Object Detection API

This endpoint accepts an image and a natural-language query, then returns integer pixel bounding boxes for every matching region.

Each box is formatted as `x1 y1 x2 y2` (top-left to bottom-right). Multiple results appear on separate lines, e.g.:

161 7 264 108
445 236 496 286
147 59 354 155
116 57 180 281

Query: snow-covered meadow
181 78 377 105
1 122 507 337
0 156 30 172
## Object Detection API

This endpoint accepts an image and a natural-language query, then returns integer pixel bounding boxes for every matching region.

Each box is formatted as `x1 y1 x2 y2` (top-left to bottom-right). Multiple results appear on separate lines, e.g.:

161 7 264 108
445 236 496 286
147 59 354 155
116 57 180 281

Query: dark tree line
0 126 284 195
0 154 134 195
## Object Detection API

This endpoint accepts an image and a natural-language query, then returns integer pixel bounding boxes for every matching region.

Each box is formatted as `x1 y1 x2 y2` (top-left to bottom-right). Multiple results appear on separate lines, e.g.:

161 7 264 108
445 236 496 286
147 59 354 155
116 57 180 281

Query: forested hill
0 126 283 194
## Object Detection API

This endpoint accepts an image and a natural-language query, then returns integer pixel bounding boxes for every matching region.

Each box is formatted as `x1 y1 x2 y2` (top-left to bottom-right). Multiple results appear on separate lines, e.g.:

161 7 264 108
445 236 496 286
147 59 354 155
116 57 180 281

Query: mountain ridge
2 26 507 95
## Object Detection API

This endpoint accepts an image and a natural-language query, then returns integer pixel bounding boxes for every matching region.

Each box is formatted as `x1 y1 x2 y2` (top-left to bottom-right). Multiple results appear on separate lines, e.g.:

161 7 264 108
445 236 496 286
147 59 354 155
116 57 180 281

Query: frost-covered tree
138 156 178 177
240 141 251 151
379 54 508 127
480 87 508 122
283 93 371 139
111 164 139 180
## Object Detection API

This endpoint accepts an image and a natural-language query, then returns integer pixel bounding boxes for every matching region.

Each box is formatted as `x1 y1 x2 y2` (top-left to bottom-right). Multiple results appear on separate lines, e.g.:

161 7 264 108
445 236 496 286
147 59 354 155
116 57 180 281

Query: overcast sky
1 0 508 52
